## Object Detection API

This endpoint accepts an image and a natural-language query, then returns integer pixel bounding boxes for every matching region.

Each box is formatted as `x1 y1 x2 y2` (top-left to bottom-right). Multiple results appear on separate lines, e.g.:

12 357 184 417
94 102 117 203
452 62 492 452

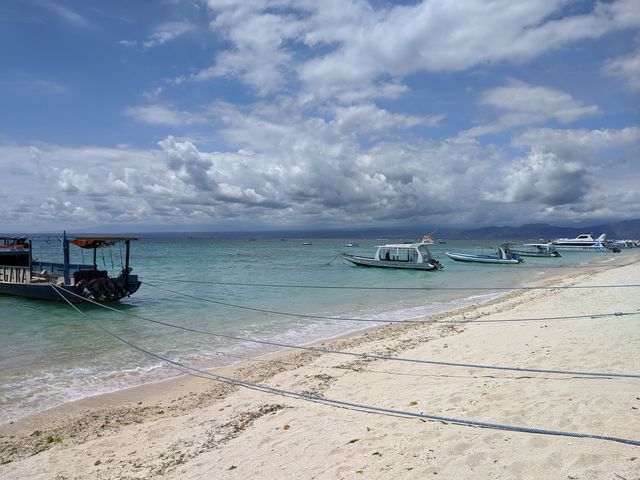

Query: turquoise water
0 235 630 423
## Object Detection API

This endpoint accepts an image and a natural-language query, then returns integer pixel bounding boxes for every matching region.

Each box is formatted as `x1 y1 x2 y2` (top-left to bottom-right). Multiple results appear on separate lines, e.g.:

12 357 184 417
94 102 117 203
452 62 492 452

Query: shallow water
0 235 630 423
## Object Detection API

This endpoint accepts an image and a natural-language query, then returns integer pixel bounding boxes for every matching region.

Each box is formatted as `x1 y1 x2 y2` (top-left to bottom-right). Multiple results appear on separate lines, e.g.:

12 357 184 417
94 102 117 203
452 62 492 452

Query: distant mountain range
457 218 640 240
6 218 639 240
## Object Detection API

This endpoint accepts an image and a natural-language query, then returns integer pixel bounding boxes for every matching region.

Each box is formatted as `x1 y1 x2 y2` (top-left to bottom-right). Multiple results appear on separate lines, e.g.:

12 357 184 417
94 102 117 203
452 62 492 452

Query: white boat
608 239 639 249
344 242 359 247
422 233 435 244
551 233 608 251
341 238 443 270
509 243 561 258
444 244 523 264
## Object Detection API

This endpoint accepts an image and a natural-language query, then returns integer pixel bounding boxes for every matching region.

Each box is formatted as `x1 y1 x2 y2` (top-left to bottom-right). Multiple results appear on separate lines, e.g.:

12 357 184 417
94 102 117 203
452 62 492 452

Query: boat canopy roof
376 242 430 249
71 236 138 241
70 236 138 249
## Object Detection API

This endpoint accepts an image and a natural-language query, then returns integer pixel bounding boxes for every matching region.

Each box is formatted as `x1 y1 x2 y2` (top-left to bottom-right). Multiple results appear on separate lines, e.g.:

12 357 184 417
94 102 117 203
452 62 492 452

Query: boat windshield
377 246 418 262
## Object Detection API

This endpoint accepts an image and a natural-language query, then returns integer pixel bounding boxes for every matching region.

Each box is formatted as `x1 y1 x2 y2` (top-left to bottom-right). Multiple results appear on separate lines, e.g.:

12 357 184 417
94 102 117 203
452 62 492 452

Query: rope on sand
50 285 640 380
49 283 640 447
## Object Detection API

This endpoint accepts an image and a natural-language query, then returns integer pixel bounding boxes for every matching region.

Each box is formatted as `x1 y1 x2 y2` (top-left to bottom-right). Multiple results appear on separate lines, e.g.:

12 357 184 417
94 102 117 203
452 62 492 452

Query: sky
1 0 639 232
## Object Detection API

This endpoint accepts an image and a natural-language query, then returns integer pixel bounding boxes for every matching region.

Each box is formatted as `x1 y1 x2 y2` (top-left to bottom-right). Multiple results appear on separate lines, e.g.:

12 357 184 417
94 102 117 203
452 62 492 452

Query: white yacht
551 233 607 250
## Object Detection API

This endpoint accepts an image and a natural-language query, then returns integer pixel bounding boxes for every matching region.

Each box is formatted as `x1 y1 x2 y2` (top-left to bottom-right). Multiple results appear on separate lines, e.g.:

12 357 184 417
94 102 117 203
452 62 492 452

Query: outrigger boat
340 238 444 270
444 243 524 264
508 243 561 258
0 233 141 303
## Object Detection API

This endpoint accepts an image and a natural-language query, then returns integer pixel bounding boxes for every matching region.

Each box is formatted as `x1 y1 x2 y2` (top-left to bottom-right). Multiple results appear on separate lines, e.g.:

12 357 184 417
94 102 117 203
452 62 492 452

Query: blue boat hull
444 252 522 264
0 277 141 303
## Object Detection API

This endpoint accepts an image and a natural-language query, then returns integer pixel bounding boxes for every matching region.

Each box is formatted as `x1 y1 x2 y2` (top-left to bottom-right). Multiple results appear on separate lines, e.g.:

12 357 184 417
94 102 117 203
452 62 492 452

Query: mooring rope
142 277 640 291
38 287 589 382
141 281 638 326
50 285 640 380
48 284 640 447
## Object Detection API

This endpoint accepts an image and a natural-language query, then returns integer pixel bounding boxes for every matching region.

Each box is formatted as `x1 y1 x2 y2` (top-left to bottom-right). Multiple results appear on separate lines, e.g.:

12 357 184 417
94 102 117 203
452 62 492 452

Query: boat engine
430 258 445 270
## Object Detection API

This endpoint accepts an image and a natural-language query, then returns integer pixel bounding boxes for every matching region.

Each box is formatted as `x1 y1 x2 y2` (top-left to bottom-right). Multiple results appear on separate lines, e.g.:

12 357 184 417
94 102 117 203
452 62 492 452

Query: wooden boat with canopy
0 233 141 303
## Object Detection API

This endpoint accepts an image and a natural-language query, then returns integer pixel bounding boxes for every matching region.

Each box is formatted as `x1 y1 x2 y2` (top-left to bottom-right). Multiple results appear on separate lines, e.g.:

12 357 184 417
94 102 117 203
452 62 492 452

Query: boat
608 239 639 249
302 242 312 246
509 243 561 258
551 233 608 251
421 233 435 245
344 242 359 248
340 238 444 270
0 233 141 303
444 243 524 264
0 236 30 262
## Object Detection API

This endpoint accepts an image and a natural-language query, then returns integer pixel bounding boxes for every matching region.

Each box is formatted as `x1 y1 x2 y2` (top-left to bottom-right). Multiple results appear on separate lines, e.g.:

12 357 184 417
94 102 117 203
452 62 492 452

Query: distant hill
458 218 640 240
5 218 639 240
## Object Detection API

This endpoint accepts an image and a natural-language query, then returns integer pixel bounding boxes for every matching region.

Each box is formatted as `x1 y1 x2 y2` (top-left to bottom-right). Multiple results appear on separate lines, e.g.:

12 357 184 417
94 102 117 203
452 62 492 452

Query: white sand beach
1 256 639 479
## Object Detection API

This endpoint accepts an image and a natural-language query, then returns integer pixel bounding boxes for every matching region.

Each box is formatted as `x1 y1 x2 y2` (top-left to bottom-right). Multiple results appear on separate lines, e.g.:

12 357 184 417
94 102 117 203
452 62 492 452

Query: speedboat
341 238 443 270
551 233 607 250
444 243 523 264
0 233 141 303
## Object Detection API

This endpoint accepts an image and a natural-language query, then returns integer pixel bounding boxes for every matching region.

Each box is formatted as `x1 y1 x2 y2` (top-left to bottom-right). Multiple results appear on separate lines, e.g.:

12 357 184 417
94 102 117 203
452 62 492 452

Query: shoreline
1 254 635 431
0 256 589 432
1 253 639 478
1 253 627 428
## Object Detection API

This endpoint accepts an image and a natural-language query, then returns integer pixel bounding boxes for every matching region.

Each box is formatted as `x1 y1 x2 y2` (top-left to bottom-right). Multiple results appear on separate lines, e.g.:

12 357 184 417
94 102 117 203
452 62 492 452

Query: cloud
331 104 443 134
120 21 196 49
194 0 640 103
603 43 640 92
124 104 208 126
480 126 640 219
143 21 195 48
483 150 592 205
57 168 92 193
40 0 92 28
512 127 640 163
0 75 65 95
185 4 306 95
1 122 639 231
462 80 600 137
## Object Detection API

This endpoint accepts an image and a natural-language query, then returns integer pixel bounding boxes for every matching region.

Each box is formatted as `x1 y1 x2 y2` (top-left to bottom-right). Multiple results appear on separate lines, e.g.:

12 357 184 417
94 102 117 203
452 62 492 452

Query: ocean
0 234 629 423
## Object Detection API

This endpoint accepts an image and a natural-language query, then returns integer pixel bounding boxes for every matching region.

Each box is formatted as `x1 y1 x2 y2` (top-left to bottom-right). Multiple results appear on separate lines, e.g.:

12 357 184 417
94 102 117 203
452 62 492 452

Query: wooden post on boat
63 231 70 285
124 240 130 284
93 247 97 270
28 237 33 273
